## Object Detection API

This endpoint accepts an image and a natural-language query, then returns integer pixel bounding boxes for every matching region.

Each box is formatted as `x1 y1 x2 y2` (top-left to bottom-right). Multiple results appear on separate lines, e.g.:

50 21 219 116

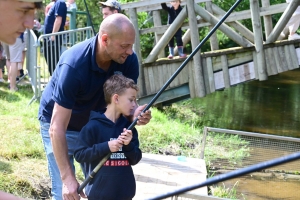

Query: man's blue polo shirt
44 0 67 34
38 35 139 131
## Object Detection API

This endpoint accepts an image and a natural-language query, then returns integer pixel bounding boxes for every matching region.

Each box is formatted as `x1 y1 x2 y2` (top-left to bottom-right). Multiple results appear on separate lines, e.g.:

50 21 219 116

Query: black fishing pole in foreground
147 151 300 200
77 0 244 194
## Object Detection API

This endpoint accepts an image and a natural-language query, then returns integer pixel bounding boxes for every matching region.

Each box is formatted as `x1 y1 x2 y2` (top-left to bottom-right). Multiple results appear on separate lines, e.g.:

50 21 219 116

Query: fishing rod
147 151 300 199
77 0 244 193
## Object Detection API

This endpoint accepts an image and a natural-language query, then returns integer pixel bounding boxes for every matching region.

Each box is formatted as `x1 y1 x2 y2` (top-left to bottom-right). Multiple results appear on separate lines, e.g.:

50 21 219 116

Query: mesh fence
202 127 300 200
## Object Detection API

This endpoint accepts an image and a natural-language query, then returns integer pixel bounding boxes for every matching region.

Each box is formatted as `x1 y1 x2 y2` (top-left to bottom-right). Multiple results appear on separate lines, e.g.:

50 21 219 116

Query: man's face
104 30 135 64
102 7 118 19
0 0 36 44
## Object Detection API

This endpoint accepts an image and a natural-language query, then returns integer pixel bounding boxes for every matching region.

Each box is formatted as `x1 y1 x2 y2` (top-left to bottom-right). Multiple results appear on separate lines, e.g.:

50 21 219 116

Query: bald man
38 13 152 200
0 0 42 44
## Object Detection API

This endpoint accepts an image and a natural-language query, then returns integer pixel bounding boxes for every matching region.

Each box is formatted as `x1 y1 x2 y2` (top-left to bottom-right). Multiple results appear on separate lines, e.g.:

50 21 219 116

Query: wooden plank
206 57 215 93
289 44 300 69
143 67 151 95
188 61 196 98
201 57 210 94
156 65 164 92
277 46 289 72
122 0 211 11
221 55 230 88
273 46 284 73
284 44 294 70
266 47 278 75
212 51 253 71
147 67 156 94
252 51 259 79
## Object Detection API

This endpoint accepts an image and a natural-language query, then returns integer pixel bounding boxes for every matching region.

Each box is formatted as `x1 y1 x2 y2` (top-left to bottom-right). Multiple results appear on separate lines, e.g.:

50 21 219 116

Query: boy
161 0 186 59
74 74 142 200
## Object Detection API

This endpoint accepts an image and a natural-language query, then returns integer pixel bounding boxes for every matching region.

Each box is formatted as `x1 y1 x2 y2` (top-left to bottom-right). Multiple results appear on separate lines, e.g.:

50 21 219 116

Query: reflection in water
199 69 300 199
199 68 300 138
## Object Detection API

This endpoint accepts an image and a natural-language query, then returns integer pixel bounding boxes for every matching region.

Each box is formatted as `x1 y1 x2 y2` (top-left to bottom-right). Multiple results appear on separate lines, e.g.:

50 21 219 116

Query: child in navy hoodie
74 74 142 200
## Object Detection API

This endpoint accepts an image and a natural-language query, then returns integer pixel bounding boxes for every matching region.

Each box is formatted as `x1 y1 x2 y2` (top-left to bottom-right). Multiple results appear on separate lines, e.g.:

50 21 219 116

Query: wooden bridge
120 0 300 105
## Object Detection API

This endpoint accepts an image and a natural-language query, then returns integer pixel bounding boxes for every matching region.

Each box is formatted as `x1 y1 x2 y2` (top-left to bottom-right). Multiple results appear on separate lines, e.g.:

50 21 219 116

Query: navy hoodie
74 111 142 200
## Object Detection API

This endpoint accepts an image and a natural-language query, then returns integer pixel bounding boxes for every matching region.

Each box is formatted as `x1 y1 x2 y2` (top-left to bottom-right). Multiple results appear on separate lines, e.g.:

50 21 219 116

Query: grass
0 79 250 199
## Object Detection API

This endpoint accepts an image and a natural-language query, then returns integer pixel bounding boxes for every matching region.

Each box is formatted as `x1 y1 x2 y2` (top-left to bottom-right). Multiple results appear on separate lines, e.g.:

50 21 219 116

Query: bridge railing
121 0 299 100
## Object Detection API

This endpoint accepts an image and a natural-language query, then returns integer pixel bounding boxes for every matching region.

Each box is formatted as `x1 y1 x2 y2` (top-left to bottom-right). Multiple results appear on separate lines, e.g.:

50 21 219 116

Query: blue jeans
40 121 79 200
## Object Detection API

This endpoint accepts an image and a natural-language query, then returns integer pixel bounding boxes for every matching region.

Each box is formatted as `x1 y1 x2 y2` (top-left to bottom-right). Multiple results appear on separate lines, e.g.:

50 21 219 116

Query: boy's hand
108 140 123 152
118 128 133 145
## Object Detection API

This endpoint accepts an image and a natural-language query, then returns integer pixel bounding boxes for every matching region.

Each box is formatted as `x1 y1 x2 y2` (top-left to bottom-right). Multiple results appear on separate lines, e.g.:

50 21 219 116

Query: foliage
211 181 244 199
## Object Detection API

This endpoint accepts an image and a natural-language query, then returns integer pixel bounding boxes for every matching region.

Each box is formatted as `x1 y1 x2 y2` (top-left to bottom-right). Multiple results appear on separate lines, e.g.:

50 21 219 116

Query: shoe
179 54 187 58
0 78 4 83
168 54 174 59
288 34 300 40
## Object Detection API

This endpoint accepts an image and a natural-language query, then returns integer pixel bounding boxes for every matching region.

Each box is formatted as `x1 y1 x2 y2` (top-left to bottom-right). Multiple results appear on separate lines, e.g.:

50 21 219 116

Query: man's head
104 74 138 115
99 13 135 64
99 0 121 19
0 0 42 44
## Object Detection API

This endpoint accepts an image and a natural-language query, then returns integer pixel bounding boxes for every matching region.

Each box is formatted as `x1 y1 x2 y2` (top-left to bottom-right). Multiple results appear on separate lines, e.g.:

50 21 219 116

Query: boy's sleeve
74 123 111 163
123 128 142 165
161 3 169 11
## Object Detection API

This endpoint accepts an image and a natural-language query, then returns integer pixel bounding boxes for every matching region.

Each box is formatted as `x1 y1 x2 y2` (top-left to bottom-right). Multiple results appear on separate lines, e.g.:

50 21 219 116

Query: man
99 0 122 19
38 14 152 200
43 0 67 75
0 0 42 198
0 0 42 45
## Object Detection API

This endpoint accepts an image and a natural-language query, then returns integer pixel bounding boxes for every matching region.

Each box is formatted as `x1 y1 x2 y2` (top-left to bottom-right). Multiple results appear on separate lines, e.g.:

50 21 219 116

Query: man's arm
50 103 83 199
50 16 62 41
0 191 24 200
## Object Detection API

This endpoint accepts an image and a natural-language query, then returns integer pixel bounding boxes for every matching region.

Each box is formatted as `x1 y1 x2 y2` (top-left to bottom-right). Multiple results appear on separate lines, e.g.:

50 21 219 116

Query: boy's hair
103 74 138 104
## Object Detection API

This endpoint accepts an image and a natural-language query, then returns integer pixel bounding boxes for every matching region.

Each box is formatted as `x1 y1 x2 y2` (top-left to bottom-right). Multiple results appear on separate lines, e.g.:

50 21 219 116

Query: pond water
197 68 300 199
198 68 300 138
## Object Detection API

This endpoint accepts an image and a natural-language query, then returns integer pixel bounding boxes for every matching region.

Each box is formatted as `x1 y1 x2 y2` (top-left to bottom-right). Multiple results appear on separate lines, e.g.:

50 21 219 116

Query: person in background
43 0 67 76
99 0 122 19
161 0 186 59
0 42 6 83
45 0 56 16
65 0 77 30
0 0 43 198
285 0 300 40
38 14 152 200
8 33 25 92
74 74 142 200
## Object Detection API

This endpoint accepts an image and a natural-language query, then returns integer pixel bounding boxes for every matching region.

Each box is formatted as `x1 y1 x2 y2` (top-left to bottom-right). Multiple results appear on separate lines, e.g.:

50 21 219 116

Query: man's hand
108 140 123 152
62 176 87 200
118 128 133 145
134 104 152 126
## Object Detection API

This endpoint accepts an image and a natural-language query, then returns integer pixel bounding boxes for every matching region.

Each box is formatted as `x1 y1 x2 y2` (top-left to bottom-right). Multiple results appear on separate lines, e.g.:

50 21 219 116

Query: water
198 68 300 199
199 68 300 138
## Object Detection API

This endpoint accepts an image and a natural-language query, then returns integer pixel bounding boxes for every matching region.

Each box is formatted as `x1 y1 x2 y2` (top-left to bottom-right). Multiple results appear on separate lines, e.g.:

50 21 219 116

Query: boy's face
102 7 118 19
117 88 137 116
170 0 180 10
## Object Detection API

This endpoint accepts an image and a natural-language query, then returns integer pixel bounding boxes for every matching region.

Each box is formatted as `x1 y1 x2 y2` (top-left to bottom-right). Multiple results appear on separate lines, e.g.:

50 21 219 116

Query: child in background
74 74 142 200
0 42 5 82
161 0 186 59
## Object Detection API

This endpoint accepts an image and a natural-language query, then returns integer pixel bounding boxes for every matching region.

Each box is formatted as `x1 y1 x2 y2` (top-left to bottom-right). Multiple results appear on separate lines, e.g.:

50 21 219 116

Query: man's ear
101 34 108 46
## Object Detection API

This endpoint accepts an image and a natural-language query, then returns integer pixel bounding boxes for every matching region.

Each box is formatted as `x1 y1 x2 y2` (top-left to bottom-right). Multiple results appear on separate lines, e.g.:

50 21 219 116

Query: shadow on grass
0 160 13 174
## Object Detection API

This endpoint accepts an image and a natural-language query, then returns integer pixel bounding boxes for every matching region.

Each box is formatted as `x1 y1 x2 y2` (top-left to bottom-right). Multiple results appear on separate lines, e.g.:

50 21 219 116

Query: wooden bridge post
250 0 267 81
205 1 219 51
128 8 146 96
187 0 206 98
262 0 273 38
152 10 165 59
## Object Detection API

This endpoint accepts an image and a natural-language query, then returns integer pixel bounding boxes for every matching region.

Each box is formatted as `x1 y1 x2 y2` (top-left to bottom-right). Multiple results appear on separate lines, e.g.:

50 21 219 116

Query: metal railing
25 27 94 104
